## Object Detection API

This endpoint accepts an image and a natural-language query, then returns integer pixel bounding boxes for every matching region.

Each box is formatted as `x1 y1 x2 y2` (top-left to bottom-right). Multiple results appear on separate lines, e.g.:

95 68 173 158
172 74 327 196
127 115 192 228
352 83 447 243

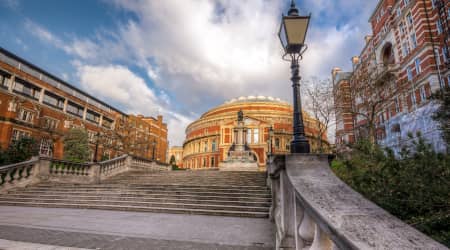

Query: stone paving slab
0 206 274 250
0 239 89 250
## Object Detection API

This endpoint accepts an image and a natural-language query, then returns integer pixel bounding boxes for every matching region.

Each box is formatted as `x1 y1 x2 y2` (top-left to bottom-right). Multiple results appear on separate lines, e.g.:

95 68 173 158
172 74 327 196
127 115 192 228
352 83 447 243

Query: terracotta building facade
182 96 329 169
333 0 449 153
0 47 167 162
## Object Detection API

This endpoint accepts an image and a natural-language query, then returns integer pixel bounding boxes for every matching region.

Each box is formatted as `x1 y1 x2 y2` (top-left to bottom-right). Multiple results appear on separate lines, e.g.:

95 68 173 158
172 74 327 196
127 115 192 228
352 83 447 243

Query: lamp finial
288 0 299 16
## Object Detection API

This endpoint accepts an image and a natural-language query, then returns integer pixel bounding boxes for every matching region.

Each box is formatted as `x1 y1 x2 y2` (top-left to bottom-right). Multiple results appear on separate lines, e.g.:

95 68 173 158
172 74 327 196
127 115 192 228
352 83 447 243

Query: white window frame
11 129 31 142
415 58 422 74
407 67 413 81
420 86 427 101
18 109 34 123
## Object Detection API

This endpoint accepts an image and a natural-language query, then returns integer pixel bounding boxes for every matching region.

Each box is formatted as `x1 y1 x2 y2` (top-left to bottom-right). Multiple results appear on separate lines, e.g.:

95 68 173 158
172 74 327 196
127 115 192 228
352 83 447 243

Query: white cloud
24 0 379 146
75 64 192 145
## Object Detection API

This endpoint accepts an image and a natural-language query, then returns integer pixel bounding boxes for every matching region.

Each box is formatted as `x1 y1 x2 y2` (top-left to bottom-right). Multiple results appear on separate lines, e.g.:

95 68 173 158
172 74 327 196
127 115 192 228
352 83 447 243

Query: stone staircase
0 169 271 218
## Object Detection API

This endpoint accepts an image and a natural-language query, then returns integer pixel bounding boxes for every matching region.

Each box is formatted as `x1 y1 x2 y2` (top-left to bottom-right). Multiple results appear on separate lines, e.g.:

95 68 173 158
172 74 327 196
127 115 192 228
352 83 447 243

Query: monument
219 110 259 171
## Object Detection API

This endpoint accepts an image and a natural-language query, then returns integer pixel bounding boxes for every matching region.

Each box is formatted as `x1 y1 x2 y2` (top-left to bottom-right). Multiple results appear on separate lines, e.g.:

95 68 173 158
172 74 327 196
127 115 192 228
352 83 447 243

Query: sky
0 0 378 146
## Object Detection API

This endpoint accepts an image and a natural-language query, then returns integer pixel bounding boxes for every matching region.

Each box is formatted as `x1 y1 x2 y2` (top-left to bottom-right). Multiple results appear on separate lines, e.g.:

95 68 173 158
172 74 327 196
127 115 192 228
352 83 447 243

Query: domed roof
223 95 288 105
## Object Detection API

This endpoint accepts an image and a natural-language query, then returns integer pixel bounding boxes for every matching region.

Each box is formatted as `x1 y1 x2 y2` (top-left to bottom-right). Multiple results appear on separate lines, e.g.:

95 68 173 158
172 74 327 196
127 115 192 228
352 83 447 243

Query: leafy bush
332 134 450 247
0 137 38 165
63 128 90 163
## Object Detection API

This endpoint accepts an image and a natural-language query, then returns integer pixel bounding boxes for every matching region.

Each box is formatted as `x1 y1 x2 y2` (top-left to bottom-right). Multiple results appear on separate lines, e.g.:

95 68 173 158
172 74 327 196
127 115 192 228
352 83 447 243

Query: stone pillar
38 158 51 181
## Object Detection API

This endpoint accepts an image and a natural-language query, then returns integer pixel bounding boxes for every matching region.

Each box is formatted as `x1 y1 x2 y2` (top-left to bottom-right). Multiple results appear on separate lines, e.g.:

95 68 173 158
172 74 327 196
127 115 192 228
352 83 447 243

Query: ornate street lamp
278 0 311 153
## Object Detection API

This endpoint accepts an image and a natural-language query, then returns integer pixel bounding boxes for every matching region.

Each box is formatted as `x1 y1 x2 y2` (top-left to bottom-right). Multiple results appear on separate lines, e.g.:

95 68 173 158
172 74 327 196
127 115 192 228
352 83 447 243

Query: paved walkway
0 206 274 249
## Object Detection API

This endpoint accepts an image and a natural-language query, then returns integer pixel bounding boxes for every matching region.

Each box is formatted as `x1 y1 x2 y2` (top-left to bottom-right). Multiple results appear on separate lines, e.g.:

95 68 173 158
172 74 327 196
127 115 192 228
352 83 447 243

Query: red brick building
0 47 167 162
333 0 449 153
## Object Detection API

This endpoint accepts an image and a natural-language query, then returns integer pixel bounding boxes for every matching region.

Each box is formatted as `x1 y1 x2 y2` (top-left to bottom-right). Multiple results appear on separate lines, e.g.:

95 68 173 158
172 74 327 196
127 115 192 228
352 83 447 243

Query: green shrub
333 134 450 246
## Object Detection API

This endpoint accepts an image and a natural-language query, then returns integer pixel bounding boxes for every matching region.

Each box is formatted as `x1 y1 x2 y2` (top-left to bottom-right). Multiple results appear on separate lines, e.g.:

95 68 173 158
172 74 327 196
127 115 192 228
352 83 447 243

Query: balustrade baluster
299 212 315 245
13 167 21 181
294 196 305 249
5 169 13 184
310 225 333 250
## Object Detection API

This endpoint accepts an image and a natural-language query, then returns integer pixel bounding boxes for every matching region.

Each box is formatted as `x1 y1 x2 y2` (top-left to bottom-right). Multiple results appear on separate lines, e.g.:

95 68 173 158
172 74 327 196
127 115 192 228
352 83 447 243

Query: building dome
182 96 328 170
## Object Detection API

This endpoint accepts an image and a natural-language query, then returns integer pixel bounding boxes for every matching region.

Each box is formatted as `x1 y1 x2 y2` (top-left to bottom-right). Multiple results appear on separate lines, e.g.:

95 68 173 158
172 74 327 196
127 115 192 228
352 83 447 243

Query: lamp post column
290 59 310 153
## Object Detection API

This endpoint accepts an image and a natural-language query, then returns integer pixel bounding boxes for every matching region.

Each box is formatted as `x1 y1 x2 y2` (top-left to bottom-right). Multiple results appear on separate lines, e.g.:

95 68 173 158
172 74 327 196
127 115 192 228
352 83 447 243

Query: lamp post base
291 137 310 154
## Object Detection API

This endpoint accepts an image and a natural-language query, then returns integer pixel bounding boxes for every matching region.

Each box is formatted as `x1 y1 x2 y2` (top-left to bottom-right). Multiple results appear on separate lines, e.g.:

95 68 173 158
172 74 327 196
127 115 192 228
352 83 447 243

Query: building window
410 33 417 49
39 138 53 157
246 129 252 144
435 48 441 65
42 117 58 130
411 92 417 106
87 130 96 143
66 101 84 117
202 158 206 167
275 138 280 149
211 140 216 151
402 42 409 56
18 109 34 123
211 157 215 167
437 20 443 35
253 128 259 144
415 58 422 74
395 97 401 113
0 72 10 89
13 78 41 100
420 86 427 101
399 22 405 35
396 7 401 17
86 110 100 124
407 67 413 81
102 117 113 129
11 129 31 142
43 91 65 110
406 13 413 26
444 47 449 64
404 0 410 6
204 141 208 152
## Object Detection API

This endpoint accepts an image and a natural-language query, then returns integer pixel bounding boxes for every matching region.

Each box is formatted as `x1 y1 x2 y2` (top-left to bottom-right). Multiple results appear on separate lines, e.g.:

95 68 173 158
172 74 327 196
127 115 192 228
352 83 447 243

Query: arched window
381 42 395 65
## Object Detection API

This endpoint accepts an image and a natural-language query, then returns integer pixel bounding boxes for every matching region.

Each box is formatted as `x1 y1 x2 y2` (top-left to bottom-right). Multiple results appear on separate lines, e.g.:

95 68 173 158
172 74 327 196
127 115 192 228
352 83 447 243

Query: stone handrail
130 155 171 171
0 157 40 192
99 154 128 179
0 155 170 192
268 154 447 250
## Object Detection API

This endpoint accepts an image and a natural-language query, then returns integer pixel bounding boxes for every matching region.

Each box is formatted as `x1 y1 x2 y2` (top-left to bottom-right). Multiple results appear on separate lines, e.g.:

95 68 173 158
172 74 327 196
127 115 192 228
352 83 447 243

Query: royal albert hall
182 96 329 170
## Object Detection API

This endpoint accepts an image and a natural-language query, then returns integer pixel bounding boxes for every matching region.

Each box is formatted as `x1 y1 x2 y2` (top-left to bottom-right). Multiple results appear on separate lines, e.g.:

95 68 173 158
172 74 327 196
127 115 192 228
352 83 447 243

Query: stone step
33 184 269 192
2 193 271 206
14 189 272 199
0 197 269 212
8 191 270 202
0 201 269 218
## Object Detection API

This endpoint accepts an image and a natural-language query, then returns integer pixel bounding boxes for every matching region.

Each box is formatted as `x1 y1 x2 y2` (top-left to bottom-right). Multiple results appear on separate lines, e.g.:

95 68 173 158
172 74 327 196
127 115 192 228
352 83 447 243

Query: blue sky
0 0 377 145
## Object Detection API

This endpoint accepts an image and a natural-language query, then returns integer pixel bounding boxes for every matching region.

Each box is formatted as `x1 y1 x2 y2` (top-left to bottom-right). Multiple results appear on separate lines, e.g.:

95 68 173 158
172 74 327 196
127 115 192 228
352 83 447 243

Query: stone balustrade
0 155 169 192
131 155 171 171
0 157 40 192
268 154 447 250
99 155 129 180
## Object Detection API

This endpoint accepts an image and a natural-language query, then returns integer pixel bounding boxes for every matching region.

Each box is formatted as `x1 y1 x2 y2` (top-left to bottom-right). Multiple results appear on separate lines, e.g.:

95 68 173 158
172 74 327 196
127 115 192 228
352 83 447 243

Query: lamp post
278 0 311 153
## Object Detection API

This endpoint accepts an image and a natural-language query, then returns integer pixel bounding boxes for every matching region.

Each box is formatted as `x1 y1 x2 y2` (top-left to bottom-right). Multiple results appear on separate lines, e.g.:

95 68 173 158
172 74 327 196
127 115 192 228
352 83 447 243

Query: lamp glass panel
278 22 288 48
284 17 309 45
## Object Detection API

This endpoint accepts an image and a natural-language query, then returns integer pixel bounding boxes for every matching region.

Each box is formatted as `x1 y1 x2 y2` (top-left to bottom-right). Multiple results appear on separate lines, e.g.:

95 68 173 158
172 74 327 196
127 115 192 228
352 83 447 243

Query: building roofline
369 0 384 22
0 47 127 116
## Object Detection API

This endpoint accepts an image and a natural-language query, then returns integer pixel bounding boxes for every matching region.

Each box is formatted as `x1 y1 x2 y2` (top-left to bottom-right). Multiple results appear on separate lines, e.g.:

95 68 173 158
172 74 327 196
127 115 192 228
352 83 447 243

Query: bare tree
302 77 335 153
337 53 401 145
